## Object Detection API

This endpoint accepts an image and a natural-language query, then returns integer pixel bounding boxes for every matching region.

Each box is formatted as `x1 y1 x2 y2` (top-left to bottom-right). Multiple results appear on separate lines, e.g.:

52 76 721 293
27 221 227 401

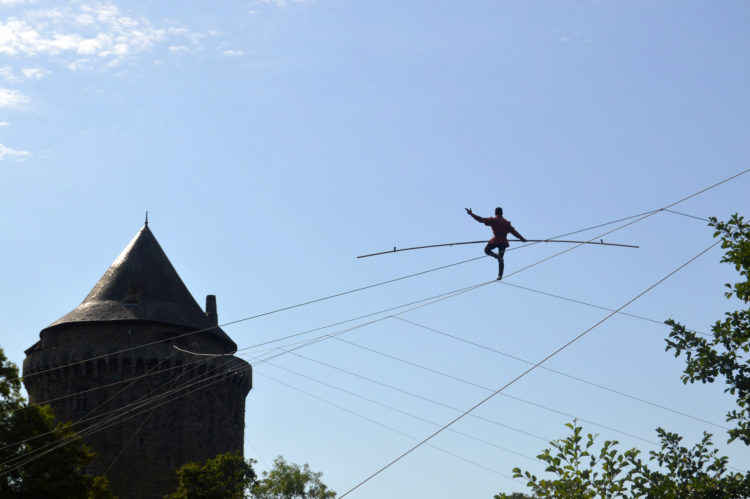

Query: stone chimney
206 294 218 326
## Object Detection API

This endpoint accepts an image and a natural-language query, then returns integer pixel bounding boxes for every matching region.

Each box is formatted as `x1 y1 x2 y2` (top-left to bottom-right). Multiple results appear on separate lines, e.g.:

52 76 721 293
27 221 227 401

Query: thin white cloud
257 0 312 7
222 49 243 57
21 67 49 79
0 0 32 5
0 2 197 68
167 45 189 54
554 30 591 44
0 121 9 126
0 66 17 82
0 65 50 81
0 87 28 108
0 143 30 160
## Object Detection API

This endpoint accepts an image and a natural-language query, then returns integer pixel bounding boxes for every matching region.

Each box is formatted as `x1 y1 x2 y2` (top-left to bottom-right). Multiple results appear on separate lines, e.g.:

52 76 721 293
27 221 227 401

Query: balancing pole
357 239 639 259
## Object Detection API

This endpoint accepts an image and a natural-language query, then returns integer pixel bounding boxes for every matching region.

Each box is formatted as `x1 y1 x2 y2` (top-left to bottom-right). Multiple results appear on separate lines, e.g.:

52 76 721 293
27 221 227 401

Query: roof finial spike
145 211 149 226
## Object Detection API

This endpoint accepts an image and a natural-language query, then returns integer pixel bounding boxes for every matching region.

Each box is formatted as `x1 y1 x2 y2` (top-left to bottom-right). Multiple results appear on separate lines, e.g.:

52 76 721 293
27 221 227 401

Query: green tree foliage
165 451 257 499
0 347 114 498
252 456 336 499
497 422 750 498
665 214 750 444
166 454 335 499
496 421 643 499
633 428 749 497
497 216 750 498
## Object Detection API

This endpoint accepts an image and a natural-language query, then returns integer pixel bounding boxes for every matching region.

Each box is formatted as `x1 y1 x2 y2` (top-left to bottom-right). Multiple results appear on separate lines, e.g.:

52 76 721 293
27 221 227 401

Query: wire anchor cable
338 239 721 498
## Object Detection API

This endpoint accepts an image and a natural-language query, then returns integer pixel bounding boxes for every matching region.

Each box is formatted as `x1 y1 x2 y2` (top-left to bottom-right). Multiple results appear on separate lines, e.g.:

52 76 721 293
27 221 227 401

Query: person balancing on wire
466 207 527 280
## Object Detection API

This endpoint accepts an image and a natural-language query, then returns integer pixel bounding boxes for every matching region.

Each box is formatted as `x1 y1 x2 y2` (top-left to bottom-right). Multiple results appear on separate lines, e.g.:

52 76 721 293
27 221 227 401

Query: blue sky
1 1 750 497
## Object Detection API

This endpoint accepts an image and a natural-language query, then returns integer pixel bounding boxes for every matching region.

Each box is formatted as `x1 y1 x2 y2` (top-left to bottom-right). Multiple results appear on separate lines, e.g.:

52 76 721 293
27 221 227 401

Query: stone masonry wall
23 322 251 499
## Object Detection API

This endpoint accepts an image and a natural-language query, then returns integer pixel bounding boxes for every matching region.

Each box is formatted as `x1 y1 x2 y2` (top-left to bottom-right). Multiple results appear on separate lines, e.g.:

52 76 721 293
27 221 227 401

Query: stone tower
22 224 252 498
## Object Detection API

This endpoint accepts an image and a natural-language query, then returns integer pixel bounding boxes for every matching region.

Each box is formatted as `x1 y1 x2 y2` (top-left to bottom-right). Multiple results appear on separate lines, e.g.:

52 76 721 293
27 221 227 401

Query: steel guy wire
0 224 715 474
8 168 747 474
10 350 245 414
329 335 660 446
102 355 202 475
0 352 181 452
2 280 491 471
663 209 709 222
5 280 492 471
75 185 736 467
393 316 728 430
285 349 551 442
1 359 239 476
2 361 211 472
497 281 711 337
254 370 521 485
0 356 235 475
1 354 223 471
14 166 742 386
338 239 722 498
13 257 491 383
260 360 539 463
9 279 481 435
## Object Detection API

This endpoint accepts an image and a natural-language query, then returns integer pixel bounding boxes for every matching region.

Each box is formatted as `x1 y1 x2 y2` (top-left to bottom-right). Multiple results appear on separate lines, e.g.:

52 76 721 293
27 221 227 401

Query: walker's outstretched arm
465 208 484 224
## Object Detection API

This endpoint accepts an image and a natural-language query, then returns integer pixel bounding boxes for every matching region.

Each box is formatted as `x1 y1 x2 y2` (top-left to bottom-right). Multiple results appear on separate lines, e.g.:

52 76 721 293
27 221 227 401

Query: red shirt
471 214 522 247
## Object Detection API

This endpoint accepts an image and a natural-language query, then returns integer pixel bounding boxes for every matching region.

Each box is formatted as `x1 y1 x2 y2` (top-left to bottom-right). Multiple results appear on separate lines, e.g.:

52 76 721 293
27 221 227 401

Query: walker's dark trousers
484 243 506 279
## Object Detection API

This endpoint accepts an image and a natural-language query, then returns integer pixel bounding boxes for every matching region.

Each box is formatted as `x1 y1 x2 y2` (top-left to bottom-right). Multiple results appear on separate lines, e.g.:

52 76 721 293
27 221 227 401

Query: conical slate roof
44 224 237 352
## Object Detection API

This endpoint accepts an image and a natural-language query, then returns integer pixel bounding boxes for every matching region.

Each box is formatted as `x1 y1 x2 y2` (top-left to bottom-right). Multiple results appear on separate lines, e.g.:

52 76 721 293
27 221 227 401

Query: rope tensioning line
235 280 497 368
260 202 698 383
663 209 709 222
181 215 722 452
9 179 734 466
250 339 750 470
4 345 290 463
3 279 495 469
1 222 719 477
2 280 495 472
0 354 224 471
0 349 234 469
16 200 736 477
497 281 712 337
102 350 216 474
7 168 747 471
283 349 552 443
12 168 742 387
8 348 261 414
338 239 722 498
392 316 728 430
8 336 681 487
253 344 750 479
249 289 738 481
0 351 187 456
12 181 734 387
0 360 239 476
2 205 731 474
227 275 711 357
0 356 237 474
479 166 748 286
224 283 491 354
11 282 487 419
253 369 522 484
328 335 660 446
259 359 540 463
10 257 503 384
